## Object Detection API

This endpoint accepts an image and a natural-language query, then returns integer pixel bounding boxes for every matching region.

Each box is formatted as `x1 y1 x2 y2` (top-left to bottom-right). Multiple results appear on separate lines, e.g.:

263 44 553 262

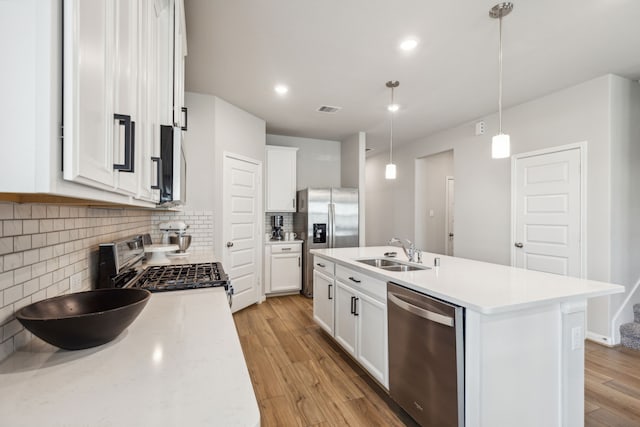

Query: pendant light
489 2 513 159
385 81 400 179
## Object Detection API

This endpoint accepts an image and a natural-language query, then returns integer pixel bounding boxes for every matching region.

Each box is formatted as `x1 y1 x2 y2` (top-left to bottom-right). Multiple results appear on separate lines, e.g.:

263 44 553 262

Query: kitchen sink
356 258 430 272
357 258 401 268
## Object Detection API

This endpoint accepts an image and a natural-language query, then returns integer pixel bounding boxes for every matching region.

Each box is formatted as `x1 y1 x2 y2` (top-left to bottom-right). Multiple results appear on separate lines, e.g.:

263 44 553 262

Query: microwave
156 125 187 206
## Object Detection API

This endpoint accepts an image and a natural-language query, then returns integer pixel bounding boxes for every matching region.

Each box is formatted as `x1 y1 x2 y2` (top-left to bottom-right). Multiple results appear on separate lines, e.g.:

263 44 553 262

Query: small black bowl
16 288 151 350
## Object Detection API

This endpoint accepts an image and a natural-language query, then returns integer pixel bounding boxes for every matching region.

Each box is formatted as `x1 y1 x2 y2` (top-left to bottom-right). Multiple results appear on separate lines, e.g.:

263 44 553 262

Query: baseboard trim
586 331 615 347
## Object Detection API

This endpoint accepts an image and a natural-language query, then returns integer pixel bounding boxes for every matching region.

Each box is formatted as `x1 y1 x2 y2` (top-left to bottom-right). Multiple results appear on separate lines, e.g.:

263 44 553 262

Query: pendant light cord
498 14 503 135
389 87 394 163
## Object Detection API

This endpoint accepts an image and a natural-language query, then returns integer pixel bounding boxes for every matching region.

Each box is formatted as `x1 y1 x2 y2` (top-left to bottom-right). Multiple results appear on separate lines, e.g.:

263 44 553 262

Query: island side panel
466 304 572 426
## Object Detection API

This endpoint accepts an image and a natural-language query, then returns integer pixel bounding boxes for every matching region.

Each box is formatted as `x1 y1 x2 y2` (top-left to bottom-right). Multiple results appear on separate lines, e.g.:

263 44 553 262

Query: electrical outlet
475 121 485 136
70 273 82 292
571 326 583 350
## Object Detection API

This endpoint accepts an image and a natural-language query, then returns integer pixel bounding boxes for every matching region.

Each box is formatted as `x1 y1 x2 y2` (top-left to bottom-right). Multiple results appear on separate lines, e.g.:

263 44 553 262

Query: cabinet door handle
328 283 332 300
151 156 162 190
354 297 359 316
298 256 300 267
113 114 135 172
181 107 188 131
292 198 295 209
350 296 355 314
349 276 361 284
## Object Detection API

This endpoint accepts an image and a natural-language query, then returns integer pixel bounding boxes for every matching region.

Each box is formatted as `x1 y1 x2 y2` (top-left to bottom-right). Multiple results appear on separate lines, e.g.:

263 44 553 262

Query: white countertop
0 288 260 427
311 246 624 314
265 239 303 245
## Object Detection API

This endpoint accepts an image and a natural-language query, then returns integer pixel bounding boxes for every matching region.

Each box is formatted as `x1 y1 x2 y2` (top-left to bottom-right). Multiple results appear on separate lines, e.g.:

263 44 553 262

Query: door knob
226 242 234 248
514 242 523 248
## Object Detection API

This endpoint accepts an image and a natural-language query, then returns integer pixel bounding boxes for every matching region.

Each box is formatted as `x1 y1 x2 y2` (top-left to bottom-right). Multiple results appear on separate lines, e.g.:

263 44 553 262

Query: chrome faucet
388 237 422 263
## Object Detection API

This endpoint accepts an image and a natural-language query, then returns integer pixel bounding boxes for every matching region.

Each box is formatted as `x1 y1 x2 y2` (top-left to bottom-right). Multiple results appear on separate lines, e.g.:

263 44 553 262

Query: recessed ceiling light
399 38 418 51
387 103 400 112
274 85 289 95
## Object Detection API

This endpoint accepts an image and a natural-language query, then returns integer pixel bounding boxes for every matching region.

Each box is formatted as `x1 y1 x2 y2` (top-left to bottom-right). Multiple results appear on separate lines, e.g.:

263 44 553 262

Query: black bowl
16 288 151 350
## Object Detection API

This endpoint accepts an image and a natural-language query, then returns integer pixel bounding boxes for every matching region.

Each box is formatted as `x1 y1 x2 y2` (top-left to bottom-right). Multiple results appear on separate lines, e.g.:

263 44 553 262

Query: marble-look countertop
0 288 260 427
311 246 624 314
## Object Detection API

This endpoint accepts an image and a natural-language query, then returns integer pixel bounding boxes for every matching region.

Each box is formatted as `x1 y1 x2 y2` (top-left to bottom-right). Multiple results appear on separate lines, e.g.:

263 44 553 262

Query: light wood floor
585 340 640 426
233 295 640 426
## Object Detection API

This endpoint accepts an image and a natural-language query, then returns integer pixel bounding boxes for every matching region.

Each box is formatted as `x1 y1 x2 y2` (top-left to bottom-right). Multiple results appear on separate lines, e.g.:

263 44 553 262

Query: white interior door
513 147 582 277
445 176 455 256
223 154 262 313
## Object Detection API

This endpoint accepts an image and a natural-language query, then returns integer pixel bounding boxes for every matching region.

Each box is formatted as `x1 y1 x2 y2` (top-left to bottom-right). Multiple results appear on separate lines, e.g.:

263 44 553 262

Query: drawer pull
281 248 292 251
349 277 361 283
316 263 326 268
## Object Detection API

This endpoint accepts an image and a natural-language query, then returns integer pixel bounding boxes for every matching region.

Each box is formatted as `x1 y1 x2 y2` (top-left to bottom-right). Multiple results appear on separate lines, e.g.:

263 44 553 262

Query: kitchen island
0 288 260 427
311 246 624 427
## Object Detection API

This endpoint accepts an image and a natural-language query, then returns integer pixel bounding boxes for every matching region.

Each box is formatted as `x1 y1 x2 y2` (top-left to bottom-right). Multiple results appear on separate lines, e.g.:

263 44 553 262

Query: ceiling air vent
316 105 342 114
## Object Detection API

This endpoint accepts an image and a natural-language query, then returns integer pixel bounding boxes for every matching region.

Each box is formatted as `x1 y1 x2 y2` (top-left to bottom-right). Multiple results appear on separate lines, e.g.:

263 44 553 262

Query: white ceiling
184 0 640 153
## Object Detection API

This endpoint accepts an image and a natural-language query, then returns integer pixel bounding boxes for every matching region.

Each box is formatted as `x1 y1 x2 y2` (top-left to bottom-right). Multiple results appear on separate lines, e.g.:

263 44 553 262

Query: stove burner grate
132 262 229 292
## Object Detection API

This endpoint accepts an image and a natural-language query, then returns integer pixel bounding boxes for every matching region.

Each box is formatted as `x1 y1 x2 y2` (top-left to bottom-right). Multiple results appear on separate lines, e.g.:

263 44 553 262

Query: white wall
415 150 454 254
366 74 639 340
184 92 216 211
266 134 341 189
609 77 640 341
341 132 366 245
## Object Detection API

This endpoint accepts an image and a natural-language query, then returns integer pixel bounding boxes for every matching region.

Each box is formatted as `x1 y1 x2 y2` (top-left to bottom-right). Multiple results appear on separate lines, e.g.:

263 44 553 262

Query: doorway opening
415 150 454 255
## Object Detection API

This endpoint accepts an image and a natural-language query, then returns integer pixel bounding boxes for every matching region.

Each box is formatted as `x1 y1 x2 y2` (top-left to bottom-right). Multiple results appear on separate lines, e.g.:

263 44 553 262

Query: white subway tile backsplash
0 237 12 256
13 235 31 252
31 205 46 219
23 220 39 234
0 204 14 220
0 305 13 325
4 285 23 305
14 205 32 219
46 206 59 218
23 249 39 266
23 279 39 297
3 319 21 339
4 253 23 271
0 202 153 361
39 273 53 289
3 220 23 236
0 272 13 291
14 266 31 285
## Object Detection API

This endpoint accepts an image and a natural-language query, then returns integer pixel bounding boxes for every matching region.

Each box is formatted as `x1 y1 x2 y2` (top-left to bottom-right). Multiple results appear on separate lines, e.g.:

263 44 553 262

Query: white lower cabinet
313 270 335 335
318 264 388 389
334 281 358 356
265 242 302 294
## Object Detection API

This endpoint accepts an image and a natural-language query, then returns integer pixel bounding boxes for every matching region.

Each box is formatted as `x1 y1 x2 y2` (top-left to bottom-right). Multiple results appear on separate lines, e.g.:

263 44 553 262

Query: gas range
128 262 230 292
98 236 233 306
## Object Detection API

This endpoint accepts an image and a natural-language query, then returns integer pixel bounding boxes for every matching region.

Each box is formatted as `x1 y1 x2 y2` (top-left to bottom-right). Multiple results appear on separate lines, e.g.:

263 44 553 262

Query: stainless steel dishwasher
387 282 464 427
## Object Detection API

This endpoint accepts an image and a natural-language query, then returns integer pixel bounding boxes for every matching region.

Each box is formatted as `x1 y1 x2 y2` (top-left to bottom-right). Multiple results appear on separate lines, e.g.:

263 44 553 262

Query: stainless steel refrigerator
294 188 359 297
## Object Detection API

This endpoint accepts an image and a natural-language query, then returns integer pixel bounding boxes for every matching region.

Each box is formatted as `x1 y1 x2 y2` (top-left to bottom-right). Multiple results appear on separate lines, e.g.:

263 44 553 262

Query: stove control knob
226 241 234 248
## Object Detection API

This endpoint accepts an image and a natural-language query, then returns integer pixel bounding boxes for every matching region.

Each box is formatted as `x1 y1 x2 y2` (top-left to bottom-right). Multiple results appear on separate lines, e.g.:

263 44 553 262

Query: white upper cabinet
62 0 116 190
0 0 186 206
265 146 298 212
173 0 187 130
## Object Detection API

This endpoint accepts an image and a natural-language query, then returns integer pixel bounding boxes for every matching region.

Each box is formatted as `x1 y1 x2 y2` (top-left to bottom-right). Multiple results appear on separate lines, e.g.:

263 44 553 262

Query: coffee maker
271 215 284 240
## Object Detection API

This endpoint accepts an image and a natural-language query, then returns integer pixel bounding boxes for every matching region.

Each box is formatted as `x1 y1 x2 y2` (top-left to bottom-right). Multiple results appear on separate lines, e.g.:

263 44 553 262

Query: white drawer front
313 256 335 277
335 264 386 301
271 243 301 254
